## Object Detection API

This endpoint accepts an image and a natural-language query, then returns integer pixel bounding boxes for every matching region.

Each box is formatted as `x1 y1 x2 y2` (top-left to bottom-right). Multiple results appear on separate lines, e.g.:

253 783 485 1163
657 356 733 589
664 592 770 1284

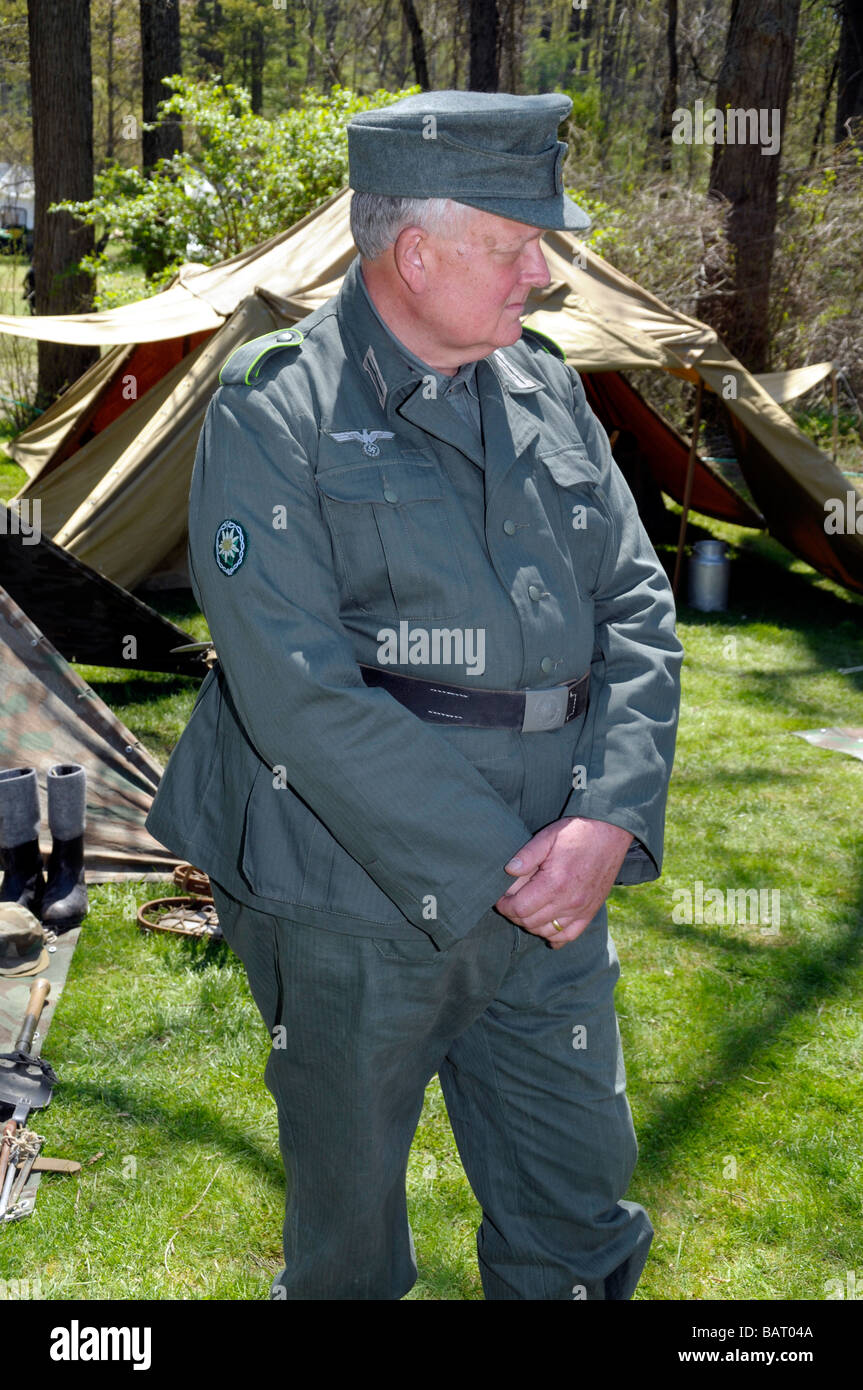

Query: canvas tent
2 187 861 593
0 586 178 878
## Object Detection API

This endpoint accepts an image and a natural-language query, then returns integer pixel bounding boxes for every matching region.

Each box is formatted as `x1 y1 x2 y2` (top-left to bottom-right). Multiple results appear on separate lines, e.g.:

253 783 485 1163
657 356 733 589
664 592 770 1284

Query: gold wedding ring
551 919 563 933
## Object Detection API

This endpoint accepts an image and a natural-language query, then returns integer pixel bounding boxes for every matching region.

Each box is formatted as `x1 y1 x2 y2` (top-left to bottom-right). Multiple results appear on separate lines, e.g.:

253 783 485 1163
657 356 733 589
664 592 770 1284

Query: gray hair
349 192 470 261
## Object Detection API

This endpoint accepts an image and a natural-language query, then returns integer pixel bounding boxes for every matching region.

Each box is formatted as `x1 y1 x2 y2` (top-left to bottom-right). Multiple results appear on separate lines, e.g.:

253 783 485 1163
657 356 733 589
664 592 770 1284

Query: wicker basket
137 895 221 939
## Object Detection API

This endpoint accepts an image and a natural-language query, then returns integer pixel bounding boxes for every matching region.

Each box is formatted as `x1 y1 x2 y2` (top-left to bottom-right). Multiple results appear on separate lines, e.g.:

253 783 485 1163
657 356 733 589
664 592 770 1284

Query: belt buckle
521 685 569 733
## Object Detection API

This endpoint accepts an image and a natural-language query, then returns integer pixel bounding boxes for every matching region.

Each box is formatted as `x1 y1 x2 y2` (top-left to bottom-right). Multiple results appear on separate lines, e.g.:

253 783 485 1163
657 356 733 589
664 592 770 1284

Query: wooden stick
672 378 705 598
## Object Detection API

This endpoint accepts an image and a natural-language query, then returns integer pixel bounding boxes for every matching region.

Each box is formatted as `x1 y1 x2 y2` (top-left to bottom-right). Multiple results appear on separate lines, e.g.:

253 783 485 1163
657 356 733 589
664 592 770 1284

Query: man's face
414 207 551 366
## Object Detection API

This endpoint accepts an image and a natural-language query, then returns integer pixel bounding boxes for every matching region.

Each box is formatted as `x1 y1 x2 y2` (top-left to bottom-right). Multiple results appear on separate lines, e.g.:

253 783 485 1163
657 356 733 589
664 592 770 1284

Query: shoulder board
520 325 566 362
219 327 304 386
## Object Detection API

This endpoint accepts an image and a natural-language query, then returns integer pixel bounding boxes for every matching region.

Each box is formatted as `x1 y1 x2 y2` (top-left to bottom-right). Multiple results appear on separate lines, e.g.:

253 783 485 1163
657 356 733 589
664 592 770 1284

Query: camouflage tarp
0 502 204 676
0 585 179 879
0 925 81 1223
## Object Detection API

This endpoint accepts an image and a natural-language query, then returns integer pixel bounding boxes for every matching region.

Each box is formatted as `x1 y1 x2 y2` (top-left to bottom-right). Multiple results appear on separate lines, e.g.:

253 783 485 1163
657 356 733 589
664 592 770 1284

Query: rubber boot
0 767 45 914
41 764 88 931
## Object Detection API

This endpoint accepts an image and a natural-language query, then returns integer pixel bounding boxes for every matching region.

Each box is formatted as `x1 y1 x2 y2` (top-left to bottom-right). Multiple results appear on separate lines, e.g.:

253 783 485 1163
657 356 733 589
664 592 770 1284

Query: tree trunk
811 53 839 165
104 0 116 162
598 2 620 133
250 14 266 112
565 0 583 84
578 0 593 75
140 0 182 171
499 0 523 91
835 0 863 141
306 0 319 85
700 0 801 373
322 0 340 84
657 0 679 174
469 0 499 91
377 0 392 84
399 0 429 89
196 0 223 77
452 0 468 88
28 0 98 404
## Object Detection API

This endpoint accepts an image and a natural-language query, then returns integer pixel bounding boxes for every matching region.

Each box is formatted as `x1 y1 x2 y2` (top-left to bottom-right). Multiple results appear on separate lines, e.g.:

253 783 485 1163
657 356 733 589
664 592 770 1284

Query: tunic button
540 656 555 675
502 519 517 536
383 488 398 503
528 584 543 601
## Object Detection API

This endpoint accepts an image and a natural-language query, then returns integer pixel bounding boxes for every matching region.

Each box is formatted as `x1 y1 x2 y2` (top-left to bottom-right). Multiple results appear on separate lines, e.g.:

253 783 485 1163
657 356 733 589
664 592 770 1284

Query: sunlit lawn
0 482 861 1298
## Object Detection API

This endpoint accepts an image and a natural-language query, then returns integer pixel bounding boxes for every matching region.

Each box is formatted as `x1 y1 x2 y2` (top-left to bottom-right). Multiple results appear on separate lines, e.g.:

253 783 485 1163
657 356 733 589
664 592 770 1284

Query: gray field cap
0 904 50 978
348 90 591 232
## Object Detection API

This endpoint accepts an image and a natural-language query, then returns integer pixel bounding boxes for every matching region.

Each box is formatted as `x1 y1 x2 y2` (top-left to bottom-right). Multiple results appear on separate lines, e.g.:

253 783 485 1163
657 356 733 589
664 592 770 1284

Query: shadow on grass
658 516 863 636
134 587 210 632
631 845 863 1181
148 931 236 973
54 1077 285 1192
84 676 199 710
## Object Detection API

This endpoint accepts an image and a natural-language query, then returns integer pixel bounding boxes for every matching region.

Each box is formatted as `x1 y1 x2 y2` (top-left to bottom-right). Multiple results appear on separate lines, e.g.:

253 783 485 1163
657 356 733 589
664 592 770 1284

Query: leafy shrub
56 79 416 299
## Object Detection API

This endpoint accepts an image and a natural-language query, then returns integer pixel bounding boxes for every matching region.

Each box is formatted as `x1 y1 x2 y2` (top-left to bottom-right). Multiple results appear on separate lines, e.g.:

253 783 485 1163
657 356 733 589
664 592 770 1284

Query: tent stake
672 378 704 599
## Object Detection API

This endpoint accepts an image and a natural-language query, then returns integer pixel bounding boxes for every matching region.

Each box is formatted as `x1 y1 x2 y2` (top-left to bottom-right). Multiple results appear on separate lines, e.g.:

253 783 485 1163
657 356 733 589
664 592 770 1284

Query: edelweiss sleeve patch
214 519 247 575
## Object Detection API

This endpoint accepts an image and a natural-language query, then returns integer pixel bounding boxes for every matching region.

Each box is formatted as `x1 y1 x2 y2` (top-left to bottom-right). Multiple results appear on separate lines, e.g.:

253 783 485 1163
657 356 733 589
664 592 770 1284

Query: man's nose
521 241 551 288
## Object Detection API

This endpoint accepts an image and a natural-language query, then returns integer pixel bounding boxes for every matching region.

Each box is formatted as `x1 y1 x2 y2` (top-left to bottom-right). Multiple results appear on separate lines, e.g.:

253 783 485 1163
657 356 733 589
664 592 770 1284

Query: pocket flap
539 443 600 487
317 461 445 505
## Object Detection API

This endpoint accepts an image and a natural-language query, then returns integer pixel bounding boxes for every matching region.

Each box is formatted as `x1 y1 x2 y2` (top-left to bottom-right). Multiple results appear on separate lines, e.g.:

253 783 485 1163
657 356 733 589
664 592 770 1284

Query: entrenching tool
0 979 56 1219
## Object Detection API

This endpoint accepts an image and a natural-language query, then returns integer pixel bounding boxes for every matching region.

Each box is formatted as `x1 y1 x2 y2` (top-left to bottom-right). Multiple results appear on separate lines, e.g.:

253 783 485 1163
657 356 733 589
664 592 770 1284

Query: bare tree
140 0 182 170
499 0 524 92
249 5 266 112
400 0 429 89
469 0 499 91
305 0 319 84
700 0 801 372
656 0 679 173
835 0 863 141
195 0 224 77
27 0 98 404
811 51 839 166
322 0 340 83
105 0 117 162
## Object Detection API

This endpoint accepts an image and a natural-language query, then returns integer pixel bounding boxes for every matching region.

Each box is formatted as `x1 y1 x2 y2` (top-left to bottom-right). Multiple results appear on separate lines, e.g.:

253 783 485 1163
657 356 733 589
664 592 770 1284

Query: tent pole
672 377 704 599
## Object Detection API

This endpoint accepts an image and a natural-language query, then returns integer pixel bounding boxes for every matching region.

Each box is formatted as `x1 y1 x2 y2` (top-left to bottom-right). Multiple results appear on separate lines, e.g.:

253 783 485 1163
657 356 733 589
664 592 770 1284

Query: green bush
56 79 416 300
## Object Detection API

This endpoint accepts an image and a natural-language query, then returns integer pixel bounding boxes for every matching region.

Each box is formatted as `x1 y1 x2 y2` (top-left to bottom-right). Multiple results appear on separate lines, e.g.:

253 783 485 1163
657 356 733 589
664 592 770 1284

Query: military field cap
348 90 591 232
0 904 50 977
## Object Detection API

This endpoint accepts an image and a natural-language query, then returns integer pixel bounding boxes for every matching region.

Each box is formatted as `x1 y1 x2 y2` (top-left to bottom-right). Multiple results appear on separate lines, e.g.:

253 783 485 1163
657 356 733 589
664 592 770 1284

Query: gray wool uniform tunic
147 257 682 950
145 255 683 1301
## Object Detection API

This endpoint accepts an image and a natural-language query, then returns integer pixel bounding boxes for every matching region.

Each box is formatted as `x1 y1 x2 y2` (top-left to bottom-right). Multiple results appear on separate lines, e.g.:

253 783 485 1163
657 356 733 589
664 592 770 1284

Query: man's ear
392 225 428 295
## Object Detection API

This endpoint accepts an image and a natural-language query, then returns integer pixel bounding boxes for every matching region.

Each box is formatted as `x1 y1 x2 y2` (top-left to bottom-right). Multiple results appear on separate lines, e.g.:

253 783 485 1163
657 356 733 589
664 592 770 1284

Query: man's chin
496 317 527 348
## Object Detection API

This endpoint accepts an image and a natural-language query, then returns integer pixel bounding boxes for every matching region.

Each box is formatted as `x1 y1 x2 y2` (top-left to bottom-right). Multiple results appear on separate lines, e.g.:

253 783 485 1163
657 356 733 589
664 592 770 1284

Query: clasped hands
494 816 633 950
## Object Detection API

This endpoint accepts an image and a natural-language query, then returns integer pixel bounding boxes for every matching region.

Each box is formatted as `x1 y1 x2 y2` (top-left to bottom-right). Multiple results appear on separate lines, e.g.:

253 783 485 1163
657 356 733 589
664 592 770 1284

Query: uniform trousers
212 881 653 1300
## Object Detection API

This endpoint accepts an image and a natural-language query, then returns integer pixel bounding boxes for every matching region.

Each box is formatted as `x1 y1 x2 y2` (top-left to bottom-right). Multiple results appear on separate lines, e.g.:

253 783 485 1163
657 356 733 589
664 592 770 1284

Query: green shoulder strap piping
218 327 305 386
521 325 566 362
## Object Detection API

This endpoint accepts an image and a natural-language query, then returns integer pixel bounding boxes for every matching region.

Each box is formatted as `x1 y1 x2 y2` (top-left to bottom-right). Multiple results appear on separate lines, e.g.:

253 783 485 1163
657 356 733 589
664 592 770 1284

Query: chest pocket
317 459 470 621
539 444 615 599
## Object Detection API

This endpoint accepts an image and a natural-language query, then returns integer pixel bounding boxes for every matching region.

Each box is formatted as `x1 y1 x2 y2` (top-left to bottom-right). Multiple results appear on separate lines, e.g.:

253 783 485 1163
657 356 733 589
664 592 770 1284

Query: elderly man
147 91 682 1301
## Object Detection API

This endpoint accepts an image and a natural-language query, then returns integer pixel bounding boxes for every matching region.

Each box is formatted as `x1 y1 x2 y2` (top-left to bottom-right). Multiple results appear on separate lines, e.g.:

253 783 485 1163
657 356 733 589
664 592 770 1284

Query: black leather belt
359 665 589 732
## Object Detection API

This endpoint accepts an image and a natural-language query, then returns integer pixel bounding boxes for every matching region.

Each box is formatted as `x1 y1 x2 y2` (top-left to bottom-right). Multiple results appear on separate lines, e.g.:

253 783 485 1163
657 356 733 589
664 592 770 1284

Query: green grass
1 514 862 1299
0 456 26 496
